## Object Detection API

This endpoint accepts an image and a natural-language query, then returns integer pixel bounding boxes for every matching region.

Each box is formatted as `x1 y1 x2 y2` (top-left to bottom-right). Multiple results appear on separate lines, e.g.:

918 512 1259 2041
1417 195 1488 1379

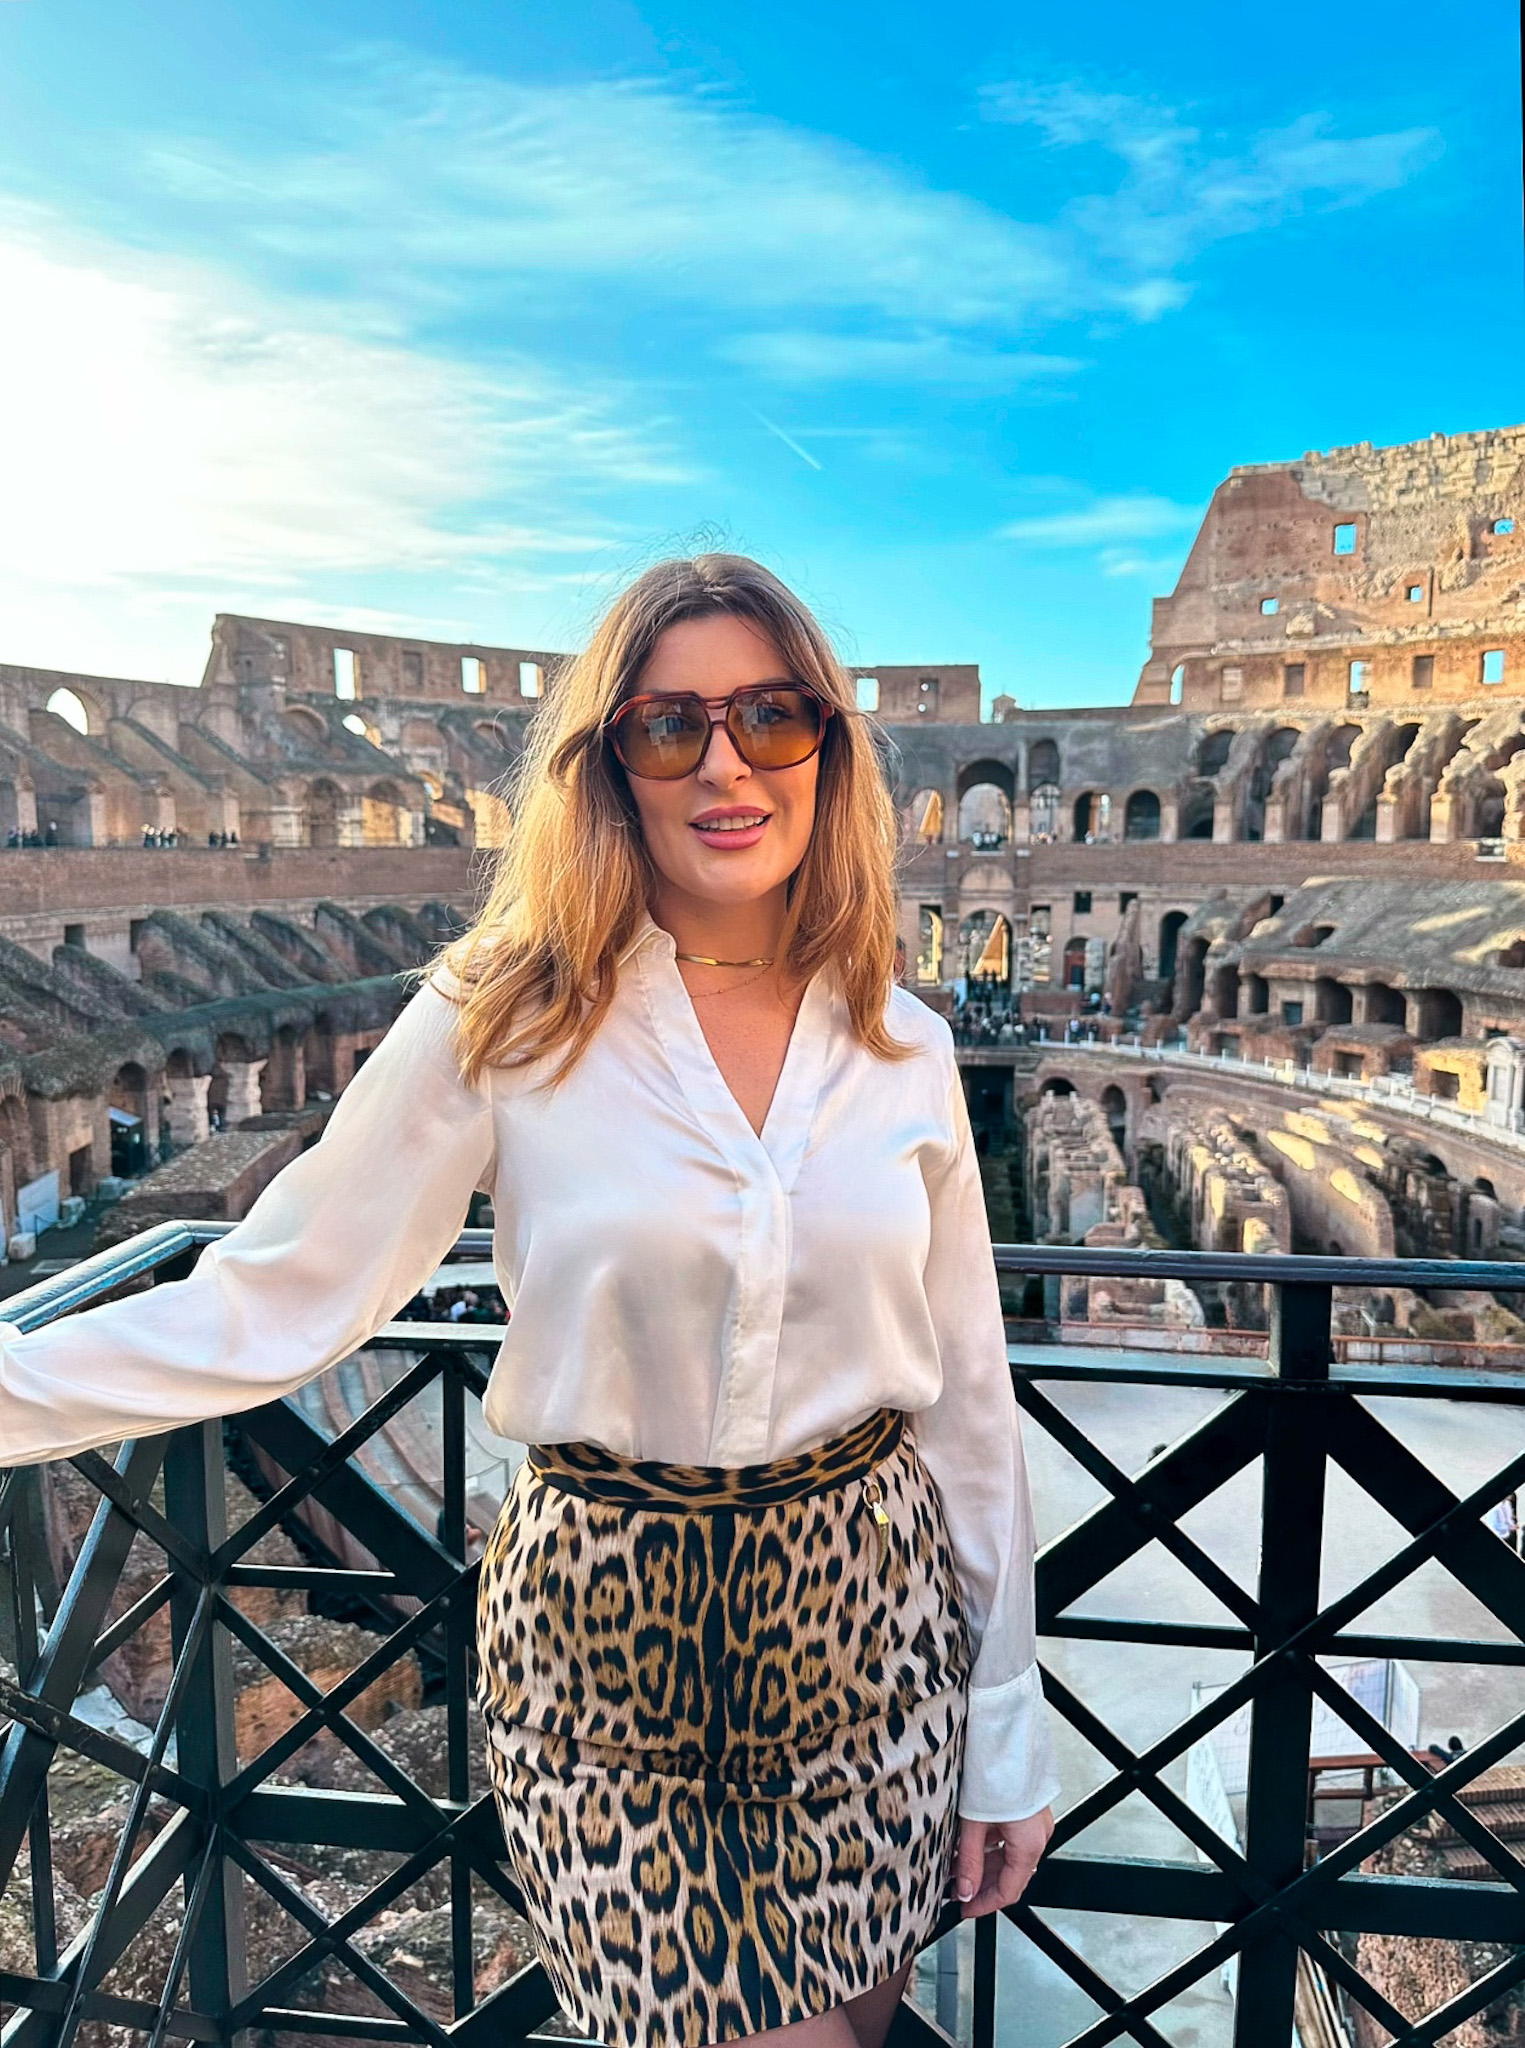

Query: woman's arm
911 1044 1060 1826
0 981 495 1468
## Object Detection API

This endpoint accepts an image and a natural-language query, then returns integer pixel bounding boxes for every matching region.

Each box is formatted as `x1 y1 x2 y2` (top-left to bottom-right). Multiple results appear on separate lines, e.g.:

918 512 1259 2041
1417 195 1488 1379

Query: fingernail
957 1881 974 1902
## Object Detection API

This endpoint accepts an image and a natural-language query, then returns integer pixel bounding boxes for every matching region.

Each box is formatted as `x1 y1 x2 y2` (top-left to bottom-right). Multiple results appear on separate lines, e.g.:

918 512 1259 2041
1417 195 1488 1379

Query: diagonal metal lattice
3 1226 1525 2048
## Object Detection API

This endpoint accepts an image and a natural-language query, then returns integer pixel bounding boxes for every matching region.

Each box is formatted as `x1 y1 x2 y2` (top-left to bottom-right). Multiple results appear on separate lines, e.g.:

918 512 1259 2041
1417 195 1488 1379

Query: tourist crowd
399 1284 509 1324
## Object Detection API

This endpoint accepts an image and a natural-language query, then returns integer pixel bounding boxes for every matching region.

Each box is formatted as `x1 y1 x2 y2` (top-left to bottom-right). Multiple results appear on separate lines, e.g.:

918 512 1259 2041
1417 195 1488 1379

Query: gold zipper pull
862 1475 891 1570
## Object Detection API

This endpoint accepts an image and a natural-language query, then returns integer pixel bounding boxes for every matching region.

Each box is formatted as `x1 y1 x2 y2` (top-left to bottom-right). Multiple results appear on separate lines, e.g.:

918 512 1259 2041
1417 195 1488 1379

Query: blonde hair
442 553 912 1083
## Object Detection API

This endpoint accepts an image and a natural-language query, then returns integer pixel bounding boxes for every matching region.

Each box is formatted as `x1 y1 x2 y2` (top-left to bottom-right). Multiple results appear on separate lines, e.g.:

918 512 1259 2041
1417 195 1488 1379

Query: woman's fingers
953 1818 989 1906
957 1810 1055 1918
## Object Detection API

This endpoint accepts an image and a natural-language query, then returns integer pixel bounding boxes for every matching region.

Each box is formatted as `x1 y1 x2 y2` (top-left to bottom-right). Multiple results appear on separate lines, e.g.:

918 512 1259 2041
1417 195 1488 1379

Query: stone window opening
1073 890 1091 914
402 650 424 690
1073 790 1110 841
1283 663 1305 698
1119 891 1137 913
906 789 943 845
1169 664 1185 705
519 661 543 699
1158 910 1189 982
1123 789 1161 841
1281 999 1304 1026
1482 649 1507 686
1348 660 1371 698
46 687 91 735
1027 739 1061 791
63 924 85 949
1407 584 1425 603
333 648 358 701
1333 522 1357 557
915 906 944 984
855 676 879 712
1494 518 1515 536
1412 654 1434 690
462 657 486 695
1260 597 1279 616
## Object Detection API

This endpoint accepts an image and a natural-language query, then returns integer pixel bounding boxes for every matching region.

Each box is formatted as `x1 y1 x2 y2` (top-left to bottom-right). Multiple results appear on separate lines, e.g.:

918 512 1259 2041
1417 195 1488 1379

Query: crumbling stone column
219 1059 267 1124
165 1074 211 1148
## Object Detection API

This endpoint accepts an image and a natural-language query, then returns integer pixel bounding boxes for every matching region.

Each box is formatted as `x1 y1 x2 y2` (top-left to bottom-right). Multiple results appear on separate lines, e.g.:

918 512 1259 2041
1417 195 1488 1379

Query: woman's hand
953 1810 1053 1918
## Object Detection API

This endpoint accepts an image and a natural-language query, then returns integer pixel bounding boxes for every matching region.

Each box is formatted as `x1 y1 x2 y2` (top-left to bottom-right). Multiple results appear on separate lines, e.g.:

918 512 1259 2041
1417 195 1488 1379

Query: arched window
1124 790 1161 841
46 688 90 735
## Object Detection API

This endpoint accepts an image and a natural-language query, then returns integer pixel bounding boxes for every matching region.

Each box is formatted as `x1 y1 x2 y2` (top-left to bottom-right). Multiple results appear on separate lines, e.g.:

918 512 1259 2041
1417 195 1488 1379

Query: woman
0 555 1057 2048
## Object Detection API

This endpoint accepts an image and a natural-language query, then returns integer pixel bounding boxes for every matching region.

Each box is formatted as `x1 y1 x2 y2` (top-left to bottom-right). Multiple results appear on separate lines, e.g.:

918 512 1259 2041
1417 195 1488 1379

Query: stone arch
1314 977 1354 1025
1196 729 1235 778
915 906 945 984
958 909 1008 985
1062 935 1088 988
957 784 1011 847
1027 738 1061 789
45 685 105 736
1366 981 1406 1026
1411 988 1463 1041
109 1061 151 1177
904 788 944 844
362 781 408 846
1041 1076 1076 1097
1073 791 1111 840
307 779 342 849
1123 789 1162 841
956 760 1015 848
1245 973 1269 1015
1029 782 1060 839
1327 724 1361 772
1180 788 1216 839
1245 727 1301 841
1159 910 1190 982
285 706 329 747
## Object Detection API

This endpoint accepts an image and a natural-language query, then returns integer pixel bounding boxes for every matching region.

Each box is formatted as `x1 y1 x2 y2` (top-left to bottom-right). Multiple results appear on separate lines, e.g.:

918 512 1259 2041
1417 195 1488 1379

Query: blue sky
0 0 1519 705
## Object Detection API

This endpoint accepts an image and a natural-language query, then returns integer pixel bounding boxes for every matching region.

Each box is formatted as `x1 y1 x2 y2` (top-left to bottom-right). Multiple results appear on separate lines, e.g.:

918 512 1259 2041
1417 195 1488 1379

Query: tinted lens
611 695 709 778
729 687 825 768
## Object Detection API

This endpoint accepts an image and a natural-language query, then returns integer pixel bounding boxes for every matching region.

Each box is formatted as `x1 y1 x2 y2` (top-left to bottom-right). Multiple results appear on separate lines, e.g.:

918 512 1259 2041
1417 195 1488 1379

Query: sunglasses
606 682 833 782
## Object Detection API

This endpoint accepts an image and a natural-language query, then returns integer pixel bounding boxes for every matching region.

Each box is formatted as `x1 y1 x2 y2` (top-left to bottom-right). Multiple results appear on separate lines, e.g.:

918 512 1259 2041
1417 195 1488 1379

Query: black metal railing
2 1226 1523 2047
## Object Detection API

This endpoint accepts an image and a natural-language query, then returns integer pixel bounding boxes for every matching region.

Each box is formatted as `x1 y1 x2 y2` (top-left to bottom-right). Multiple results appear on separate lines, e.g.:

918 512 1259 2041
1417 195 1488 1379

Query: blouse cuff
958 1663 1061 1822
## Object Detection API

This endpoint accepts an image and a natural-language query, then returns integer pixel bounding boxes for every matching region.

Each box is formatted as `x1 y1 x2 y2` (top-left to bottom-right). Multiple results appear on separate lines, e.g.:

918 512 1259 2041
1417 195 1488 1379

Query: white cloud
123 55 1442 400
720 330 1083 387
142 61 1077 331
998 493 1199 547
981 78 1442 274
0 202 681 678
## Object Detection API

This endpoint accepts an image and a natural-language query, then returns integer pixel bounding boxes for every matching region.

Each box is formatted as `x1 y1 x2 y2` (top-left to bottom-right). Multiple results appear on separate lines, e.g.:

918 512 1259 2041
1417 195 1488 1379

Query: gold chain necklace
674 952 774 967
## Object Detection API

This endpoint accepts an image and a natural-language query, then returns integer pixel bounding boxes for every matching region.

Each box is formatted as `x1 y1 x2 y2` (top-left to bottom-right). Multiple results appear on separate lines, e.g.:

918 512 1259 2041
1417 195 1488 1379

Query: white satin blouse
0 917 1058 1821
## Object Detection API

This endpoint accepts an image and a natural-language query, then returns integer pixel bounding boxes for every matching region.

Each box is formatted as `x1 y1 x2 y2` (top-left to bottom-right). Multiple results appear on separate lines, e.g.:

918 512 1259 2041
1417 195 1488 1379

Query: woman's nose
698 715 751 786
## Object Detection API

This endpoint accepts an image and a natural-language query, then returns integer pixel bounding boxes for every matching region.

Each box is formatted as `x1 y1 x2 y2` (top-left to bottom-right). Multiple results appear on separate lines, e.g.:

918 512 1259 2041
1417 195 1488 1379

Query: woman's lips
689 813 770 851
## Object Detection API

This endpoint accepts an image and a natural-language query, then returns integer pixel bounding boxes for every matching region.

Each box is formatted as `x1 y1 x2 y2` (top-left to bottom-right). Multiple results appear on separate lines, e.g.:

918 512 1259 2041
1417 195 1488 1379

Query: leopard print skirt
475 1409 971 2047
